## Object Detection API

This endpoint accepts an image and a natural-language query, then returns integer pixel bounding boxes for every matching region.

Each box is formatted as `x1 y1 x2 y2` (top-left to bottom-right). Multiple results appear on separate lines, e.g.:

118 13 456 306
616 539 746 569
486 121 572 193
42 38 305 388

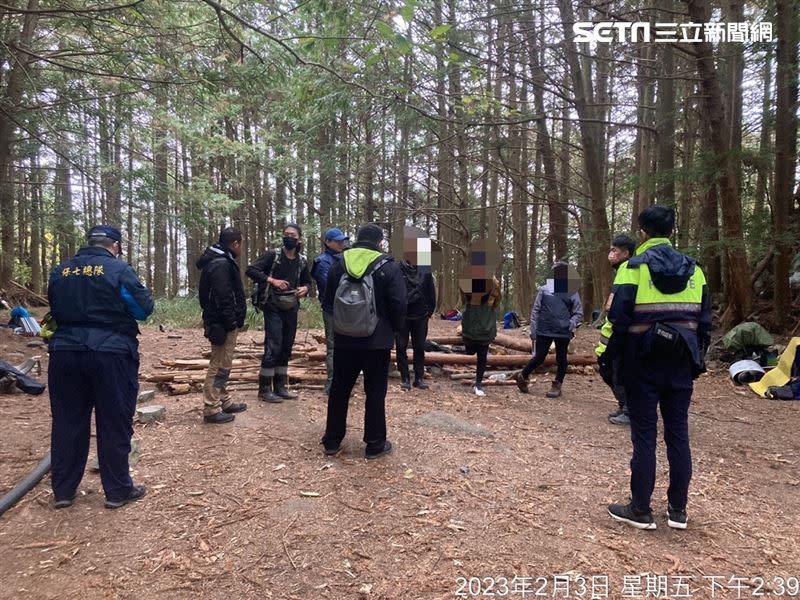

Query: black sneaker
223 402 247 414
54 494 76 509
608 412 631 426
608 408 623 419
323 444 341 456
204 411 235 424
105 485 146 509
412 378 429 390
365 440 393 460
608 501 656 530
400 378 411 391
667 505 688 529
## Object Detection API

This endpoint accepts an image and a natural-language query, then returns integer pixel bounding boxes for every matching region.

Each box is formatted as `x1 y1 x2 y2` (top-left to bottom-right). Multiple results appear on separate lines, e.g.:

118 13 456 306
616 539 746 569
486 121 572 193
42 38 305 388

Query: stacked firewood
143 333 597 395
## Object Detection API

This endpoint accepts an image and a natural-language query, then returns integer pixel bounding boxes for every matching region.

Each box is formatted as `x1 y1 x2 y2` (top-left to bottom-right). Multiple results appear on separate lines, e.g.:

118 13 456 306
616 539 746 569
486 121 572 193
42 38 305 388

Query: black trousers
323 348 390 453
464 341 489 385
522 335 569 382
395 317 428 380
49 350 138 502
626 360 693 512
260 305 298 376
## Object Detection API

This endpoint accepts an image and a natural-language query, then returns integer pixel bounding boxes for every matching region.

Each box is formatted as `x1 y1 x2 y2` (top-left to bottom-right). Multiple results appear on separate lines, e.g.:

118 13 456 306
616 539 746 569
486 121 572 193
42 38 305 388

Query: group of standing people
46 206 710 529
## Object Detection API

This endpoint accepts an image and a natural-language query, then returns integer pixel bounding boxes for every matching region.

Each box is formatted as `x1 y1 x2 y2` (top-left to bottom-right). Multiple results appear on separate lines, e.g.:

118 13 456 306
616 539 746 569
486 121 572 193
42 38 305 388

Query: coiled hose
0 452 51 517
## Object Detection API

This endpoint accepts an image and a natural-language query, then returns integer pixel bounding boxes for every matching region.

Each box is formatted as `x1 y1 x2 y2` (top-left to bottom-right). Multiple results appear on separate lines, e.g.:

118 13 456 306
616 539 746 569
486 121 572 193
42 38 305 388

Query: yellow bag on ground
749 337 800 397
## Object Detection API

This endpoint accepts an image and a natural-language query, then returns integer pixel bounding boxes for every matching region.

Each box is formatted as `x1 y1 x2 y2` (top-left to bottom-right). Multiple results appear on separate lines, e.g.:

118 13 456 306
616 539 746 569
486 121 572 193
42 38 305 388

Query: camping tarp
722 322 774 352
749 337 800 397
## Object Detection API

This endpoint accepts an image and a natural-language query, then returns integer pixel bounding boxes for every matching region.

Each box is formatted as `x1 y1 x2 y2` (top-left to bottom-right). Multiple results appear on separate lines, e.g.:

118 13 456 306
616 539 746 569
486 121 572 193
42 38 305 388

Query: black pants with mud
395 317 428 380
260 305 298 378
521 335 569 382
323 348 390 453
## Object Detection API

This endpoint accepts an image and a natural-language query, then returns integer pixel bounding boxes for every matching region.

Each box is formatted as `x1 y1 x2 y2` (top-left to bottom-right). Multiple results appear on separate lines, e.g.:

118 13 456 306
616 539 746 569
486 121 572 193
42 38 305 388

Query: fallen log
145 370 327 384
160 358 260 370
306 350 595 368
428 333 533 353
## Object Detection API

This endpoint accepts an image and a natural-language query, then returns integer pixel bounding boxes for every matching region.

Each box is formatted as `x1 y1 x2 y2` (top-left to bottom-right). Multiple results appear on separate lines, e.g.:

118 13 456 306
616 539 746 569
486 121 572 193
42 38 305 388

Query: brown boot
545 380 562 398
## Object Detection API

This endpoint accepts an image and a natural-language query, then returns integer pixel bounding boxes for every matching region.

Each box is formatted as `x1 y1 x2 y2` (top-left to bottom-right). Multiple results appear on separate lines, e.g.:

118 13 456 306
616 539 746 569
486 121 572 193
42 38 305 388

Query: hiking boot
473 383 486 397
258 376 282 403
204 411 235 424
105 485 146 509
400 376 411 391
608 412 631 426
412 378 429 390
607 501 656 530
274 374 298 400
667 505 688 530
515 372 529 393
365 440 393 460
545 380 562 398
223 402 247 414
54 493 76 509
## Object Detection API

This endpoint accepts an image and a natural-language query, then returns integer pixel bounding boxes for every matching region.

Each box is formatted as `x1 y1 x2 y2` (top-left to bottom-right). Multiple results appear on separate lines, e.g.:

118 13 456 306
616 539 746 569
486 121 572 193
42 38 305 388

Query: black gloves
206 323 227 346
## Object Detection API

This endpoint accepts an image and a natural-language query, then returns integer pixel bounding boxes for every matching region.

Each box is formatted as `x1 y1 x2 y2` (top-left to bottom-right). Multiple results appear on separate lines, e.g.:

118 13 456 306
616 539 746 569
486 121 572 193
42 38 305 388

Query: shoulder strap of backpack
365 256 389 278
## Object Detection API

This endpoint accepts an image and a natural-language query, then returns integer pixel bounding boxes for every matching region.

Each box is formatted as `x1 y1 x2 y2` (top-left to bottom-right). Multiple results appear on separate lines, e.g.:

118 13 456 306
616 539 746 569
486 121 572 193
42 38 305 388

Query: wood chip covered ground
1 321 799 599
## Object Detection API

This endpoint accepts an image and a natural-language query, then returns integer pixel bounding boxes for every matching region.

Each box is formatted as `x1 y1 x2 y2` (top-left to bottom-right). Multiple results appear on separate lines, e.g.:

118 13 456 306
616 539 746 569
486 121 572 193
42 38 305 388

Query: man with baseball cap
47 224 154 509
311 227 349 394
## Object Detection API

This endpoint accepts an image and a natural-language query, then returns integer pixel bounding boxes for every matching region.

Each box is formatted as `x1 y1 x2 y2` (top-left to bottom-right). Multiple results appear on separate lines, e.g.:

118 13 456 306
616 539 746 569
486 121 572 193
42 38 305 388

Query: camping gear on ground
729 360 765 385
0 359 46 395
749 337 800 398
503 311 521 329
764 379 800 400
7 306 41 336
720 322 774 365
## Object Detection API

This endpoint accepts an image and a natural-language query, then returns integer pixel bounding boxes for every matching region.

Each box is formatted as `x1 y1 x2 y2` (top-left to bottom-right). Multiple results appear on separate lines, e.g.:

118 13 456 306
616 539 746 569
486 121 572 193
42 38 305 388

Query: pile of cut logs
143 332 597 395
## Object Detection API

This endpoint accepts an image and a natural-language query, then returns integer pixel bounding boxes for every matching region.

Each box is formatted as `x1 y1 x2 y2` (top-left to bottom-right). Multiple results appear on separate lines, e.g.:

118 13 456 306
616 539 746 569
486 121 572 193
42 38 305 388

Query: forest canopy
0 0 797 329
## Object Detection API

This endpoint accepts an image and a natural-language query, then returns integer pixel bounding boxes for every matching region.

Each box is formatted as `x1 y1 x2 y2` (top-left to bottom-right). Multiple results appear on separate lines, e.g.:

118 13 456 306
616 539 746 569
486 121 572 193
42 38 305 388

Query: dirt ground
1 320 800 600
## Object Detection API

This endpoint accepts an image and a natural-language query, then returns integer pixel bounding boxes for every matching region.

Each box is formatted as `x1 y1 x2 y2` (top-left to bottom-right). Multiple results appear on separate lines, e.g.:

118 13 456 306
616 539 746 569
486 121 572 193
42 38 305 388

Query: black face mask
283 237 298 250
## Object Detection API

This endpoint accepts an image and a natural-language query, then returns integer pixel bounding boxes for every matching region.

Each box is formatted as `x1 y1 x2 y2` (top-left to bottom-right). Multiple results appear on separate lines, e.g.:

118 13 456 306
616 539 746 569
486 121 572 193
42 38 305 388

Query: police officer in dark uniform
603 206 712 530
47 225 154 509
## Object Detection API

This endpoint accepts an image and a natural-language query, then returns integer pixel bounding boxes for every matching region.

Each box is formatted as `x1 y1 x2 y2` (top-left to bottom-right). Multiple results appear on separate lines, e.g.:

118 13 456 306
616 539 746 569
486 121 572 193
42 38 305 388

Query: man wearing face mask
247 223 311 402
197 227 248 423
47 225 154 510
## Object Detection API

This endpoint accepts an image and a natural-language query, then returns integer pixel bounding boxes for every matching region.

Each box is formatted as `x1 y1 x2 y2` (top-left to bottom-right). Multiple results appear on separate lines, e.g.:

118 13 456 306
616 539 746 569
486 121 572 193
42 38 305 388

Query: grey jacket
530 285 583 339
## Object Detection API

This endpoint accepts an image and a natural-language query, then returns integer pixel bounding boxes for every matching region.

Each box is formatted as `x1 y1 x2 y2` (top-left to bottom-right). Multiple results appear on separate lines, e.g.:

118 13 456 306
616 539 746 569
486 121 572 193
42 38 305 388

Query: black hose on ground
0 451 51 517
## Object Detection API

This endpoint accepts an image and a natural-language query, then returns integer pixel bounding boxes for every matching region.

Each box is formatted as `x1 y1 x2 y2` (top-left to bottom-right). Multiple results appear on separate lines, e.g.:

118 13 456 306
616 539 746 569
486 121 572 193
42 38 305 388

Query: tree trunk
687 0 752 325
0 0 40 287
656 8 676 206
152 86 169 298
773 0 800 326
557 0 612 306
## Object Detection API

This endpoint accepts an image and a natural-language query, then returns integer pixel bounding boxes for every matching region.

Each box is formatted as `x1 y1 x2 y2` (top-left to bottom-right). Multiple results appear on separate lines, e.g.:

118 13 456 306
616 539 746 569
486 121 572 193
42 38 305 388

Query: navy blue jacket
48 246 154 357
311 248 342 314
197 245 247 330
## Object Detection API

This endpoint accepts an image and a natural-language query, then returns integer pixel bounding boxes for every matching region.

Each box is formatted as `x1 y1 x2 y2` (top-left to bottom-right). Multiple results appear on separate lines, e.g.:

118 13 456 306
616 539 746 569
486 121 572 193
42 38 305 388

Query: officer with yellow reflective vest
596 234 636 425
602 206 712 531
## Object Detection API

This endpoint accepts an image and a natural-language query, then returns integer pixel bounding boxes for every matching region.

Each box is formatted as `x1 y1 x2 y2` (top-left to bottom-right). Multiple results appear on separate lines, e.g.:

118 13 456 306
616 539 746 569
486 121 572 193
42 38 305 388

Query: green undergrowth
144 295 324 332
